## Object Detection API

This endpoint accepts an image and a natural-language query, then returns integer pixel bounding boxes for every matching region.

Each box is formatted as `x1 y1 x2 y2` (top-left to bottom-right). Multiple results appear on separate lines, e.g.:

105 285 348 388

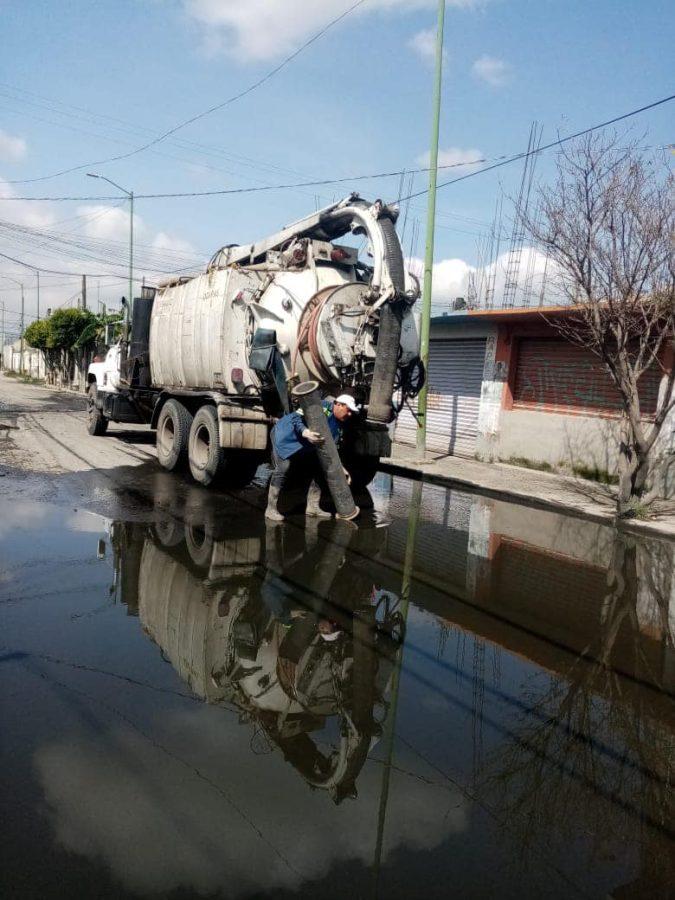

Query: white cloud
152 231 196 256
76 204 144 243
407 255 473 303
471 55 511 87
0 129 27 163
0 177 55 229
415 146 484 174
183 0 482 61
0 184 197 320
408 247 563 308
35 709 466 896
407 28 448 65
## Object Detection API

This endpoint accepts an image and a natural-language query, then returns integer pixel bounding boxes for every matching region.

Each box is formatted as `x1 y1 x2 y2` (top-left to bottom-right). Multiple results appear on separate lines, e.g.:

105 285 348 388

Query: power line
2 127 671 207
399 92 675 202
5 0 369 186
0 159 495 202
0 249 132 277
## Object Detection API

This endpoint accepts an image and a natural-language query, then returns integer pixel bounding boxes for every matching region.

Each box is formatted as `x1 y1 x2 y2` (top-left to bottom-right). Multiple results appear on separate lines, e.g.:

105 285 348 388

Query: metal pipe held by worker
292 381 359 521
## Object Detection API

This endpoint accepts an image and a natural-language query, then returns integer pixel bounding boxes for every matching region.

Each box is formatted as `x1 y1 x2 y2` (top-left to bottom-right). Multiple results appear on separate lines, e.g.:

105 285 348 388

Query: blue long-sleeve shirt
271 401 341 460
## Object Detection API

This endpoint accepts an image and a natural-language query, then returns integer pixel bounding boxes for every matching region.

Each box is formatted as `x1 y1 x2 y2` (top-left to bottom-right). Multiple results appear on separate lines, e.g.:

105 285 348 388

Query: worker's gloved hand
343 467 352 485
301 429 324 445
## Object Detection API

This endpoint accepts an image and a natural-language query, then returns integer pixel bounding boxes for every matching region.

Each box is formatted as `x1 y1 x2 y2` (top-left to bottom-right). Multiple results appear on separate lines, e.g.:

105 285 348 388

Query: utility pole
86 173 134 327
1 301 5 367
416 0 446 456
81 274 87 310
129 190 134 315
36 270 40 320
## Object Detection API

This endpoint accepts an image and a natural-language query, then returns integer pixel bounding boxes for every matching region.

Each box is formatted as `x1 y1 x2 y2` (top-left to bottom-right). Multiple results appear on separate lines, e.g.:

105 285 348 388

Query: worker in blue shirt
265 393 359 521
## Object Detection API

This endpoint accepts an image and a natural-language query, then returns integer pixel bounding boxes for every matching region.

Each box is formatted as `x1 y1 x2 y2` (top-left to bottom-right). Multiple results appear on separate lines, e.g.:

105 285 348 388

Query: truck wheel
185 523 214 567
188 405 223 487
157 400 193 471
87 384 109 436
152 518 184 548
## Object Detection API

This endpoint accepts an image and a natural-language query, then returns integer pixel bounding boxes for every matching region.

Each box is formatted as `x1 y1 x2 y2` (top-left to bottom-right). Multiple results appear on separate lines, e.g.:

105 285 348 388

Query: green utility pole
416 0 446 456
129 190 134 320
371 479 422 897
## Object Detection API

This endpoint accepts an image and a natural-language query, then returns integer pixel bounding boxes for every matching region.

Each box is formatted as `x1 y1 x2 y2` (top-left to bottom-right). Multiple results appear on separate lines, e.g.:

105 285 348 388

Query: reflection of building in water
381 475 675 897
384 477 675 690
110 515 402 803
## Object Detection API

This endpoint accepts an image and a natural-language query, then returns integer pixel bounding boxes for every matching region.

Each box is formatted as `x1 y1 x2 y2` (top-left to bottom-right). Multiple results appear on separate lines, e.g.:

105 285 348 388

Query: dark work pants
270 448 326 493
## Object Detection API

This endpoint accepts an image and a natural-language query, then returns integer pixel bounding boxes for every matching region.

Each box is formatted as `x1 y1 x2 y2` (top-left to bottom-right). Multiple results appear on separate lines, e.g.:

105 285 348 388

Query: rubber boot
265 485 285 522
306 482 331 518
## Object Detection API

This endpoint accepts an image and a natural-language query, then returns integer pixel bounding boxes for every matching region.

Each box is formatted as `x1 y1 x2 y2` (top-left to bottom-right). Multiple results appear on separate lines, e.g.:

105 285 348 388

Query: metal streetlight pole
416 0 446 456
86 173 134 323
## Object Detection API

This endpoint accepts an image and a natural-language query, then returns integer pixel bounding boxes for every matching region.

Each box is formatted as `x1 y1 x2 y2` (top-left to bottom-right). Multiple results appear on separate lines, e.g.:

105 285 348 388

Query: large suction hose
292 381 359 521
367 216 405 424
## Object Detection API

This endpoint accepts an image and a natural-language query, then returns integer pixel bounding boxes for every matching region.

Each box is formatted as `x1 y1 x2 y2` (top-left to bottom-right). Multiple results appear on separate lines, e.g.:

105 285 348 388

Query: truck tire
157 400 193 471
185 523 214 568
188 405 223 487
152 518 184 548
87 384 109 436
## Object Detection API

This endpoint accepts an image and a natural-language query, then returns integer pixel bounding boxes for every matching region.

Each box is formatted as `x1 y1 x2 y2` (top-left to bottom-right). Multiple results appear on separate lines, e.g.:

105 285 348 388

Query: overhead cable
399 92 675 202
2 93 672 204
4 0 369 185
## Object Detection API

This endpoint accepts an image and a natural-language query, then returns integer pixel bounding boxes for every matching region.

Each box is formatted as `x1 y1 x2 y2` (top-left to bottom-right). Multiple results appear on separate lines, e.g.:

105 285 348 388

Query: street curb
377 460 675 541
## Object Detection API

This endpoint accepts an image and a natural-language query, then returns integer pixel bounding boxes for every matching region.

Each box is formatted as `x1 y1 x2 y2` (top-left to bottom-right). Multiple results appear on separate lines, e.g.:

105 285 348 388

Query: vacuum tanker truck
86 194 423 487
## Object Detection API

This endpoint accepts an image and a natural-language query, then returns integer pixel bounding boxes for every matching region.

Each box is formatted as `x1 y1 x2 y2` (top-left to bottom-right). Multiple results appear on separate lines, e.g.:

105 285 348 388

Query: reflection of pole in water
372 479 423 897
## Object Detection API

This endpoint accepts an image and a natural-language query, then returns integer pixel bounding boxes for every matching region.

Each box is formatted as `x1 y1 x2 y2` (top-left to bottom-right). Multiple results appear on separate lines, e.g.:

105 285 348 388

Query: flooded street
1 465 673 899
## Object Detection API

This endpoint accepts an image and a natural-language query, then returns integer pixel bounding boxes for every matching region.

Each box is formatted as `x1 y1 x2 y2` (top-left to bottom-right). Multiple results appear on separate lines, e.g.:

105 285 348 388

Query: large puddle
1 474 674 898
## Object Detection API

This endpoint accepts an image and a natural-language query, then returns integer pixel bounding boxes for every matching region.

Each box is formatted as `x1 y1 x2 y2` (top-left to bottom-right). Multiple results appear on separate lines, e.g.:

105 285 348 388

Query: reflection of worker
277 612 342 696
265 394 359 521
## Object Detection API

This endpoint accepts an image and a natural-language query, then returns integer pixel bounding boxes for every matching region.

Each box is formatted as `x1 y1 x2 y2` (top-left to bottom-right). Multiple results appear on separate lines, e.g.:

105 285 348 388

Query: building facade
394 308 674 498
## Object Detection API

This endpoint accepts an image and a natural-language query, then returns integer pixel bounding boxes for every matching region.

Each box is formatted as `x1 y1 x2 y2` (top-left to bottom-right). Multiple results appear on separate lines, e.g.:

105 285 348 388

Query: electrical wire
399 92 675 202
3 111 671 205
5 0 370 185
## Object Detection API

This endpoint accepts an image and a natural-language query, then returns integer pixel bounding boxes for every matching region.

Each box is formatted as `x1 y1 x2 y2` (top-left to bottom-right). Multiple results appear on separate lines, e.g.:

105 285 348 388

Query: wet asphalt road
1 375 674 900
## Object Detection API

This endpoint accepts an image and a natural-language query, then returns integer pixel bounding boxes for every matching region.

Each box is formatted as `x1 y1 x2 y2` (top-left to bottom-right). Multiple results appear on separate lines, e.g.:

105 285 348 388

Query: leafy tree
23 318 51 351
46 308 96 352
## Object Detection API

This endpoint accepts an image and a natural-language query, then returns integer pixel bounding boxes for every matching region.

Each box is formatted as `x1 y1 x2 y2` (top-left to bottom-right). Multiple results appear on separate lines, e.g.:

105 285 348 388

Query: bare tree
524 134 674 516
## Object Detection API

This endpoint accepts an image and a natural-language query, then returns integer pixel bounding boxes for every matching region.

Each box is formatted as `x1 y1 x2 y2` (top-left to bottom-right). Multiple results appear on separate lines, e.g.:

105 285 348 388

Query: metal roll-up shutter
395 338 487 456
384 480 472 595
513 338 661 416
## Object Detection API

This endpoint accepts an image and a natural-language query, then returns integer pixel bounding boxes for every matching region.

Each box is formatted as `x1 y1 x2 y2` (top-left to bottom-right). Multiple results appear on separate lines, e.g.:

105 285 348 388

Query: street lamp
86 173 134 322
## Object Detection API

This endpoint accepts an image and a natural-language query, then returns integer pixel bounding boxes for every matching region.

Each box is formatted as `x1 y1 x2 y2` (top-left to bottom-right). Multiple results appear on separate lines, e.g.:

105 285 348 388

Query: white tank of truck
86 194 423 488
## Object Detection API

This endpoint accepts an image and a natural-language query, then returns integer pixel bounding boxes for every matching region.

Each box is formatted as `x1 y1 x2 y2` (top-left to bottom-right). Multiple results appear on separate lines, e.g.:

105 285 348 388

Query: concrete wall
495 407 622 472
1 342 46 379
491 399 674 499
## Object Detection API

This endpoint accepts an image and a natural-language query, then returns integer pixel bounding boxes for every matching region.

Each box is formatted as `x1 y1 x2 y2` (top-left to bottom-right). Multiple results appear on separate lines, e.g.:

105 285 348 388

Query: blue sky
0 0 673 324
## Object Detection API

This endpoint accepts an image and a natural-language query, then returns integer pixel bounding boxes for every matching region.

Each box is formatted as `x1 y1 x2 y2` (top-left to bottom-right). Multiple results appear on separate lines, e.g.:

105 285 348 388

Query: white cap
335 394 360 413
319 629 342 642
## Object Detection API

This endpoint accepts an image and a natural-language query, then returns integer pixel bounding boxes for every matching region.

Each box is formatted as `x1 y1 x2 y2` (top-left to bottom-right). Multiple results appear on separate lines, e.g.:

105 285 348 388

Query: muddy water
1 474 673 899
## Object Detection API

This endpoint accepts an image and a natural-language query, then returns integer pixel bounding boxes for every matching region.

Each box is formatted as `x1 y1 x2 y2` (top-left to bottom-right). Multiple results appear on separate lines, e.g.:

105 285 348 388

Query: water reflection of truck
87 196 422 488
108 515 403 801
